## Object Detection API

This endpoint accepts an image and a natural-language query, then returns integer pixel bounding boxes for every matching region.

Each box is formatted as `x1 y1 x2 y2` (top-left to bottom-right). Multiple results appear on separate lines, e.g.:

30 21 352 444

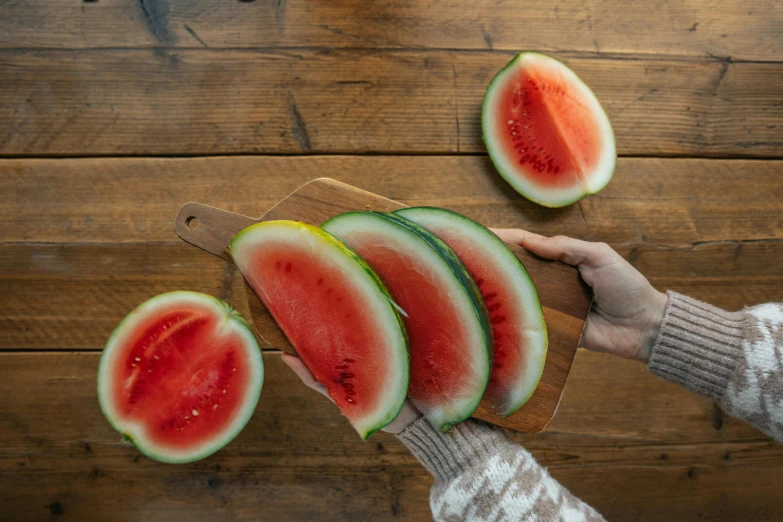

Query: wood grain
0 0 781 63
1 50 781 157
2 156 780 246
2 351 782 521
175 178 592 434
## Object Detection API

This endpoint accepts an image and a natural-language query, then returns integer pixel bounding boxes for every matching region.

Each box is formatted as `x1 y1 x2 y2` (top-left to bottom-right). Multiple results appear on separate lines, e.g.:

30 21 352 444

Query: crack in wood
182 24 208 48
287 93 312 151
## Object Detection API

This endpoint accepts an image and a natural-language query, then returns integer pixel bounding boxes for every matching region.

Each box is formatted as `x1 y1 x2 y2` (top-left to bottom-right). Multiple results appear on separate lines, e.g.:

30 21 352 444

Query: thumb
495 230 614 270
490 228 544 245
280 353 332 401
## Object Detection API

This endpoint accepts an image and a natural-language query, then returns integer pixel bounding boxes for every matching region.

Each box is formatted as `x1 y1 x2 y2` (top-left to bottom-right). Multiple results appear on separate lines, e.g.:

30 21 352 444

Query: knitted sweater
397 292 783 521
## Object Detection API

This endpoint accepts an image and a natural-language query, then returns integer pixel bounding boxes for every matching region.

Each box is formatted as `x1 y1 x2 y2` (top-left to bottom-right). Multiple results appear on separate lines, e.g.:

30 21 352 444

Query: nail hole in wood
186 216 200 230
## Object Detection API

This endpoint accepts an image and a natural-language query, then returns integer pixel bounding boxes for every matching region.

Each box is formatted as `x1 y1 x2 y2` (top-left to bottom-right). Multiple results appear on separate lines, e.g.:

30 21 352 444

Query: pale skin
282 230 669 433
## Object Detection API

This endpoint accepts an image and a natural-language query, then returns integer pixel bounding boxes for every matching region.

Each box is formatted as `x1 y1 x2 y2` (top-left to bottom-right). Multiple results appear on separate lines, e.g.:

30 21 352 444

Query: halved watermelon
395 207 548 417
322 211 492 431
228 220 409 440
482 52 616 208
98 291 264 464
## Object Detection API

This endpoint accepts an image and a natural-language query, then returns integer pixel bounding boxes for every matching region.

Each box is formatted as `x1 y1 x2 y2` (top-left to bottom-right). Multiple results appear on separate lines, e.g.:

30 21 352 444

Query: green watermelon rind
229 220 410 440
97 291 264 464
394 207 548 416
323 211 493 432
482 52 616 208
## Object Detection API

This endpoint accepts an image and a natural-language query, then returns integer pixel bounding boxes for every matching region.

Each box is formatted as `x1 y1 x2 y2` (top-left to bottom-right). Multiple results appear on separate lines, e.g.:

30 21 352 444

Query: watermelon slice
482 52 616 208
395 207 548 417
228 220 409 440
322 211 492 431
98 291 264 464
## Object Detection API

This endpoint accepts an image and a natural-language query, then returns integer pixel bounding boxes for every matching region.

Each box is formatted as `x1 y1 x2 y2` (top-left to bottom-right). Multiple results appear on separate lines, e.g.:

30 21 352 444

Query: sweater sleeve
397 417 605 522
647 291 783 442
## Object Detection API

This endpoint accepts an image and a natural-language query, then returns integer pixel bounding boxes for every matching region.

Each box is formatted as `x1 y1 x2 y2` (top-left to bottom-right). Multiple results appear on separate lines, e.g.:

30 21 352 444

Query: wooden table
1 2 781 520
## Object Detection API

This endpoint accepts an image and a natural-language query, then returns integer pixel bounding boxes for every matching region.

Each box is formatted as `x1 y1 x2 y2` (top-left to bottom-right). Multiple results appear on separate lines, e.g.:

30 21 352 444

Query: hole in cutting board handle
175 202 258 257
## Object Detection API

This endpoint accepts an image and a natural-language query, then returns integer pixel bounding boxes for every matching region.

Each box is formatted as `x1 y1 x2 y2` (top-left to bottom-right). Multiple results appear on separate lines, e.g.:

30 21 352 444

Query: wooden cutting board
174 178 592 433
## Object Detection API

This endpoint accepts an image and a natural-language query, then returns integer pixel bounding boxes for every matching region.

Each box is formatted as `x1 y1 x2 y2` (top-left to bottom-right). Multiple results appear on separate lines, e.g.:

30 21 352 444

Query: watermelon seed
192 409 199 416
347 398 355 403
507 120 513 124
153 355 159 360
184 416 189 420
213 404 218 410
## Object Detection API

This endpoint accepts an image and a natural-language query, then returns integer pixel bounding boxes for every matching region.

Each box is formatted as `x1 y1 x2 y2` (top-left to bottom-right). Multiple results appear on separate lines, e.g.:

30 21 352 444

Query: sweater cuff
396 417 514 483
647 291 746 401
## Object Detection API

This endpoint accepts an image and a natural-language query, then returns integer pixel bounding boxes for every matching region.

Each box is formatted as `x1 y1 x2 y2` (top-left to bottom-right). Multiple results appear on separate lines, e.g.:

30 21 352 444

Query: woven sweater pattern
397 291 783 521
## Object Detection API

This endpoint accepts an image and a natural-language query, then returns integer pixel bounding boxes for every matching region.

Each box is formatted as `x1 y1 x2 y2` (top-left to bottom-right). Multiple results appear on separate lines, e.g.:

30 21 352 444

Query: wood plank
2 156 779 350
2 241 779 351
0 0 781 63
2 156 780 246
0 242 249 351
1 51 781 157
2 351 782 521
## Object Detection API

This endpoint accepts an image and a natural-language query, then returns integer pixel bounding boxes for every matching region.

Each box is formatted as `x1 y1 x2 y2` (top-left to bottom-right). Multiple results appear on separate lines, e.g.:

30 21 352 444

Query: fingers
492 228 615 269
490 228 544 245
280 353 332 400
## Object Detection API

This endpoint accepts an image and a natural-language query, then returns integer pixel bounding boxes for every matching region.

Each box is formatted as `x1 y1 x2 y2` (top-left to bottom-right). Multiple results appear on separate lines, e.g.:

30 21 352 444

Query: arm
493 229 783 443
397 418 605 521
648 293 783 442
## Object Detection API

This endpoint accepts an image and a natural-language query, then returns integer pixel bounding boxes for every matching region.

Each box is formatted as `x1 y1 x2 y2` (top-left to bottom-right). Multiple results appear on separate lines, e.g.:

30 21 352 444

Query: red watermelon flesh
395 207 548 417
483 53 616 208
357 245 476 400
98 292 264 463
229 220 409 439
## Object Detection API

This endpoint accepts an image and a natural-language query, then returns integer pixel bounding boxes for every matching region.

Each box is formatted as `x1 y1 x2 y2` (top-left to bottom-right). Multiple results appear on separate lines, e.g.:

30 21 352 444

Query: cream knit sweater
398 292 783 521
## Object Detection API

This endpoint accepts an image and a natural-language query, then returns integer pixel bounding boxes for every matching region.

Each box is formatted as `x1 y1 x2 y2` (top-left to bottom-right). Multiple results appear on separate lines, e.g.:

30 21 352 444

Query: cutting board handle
174 202 256 257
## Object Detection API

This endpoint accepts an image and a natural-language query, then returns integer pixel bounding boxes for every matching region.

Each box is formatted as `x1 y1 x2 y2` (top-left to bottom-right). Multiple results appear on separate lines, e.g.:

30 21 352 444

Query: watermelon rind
229 220 409 440
482 52 616 208
394 207 548 416
98 291 264 464
322 211 492 431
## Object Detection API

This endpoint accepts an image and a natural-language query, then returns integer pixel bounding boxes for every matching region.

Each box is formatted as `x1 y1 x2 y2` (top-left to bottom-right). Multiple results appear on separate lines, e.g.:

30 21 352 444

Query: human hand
491 229 668 363
281 353 421 434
